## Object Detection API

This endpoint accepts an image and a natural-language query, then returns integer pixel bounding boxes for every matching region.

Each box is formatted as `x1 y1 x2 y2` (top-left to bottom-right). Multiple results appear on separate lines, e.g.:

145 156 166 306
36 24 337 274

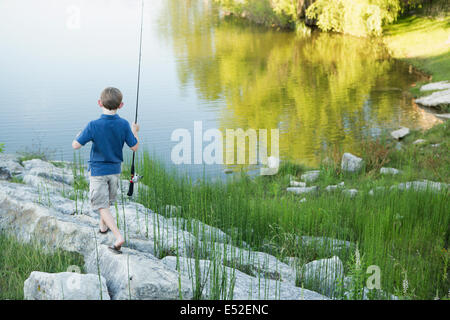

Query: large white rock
342 189 358 198
301 170 320 182
200 242 298 285
390 127 410 140
325 182 345 192
0 153 24 180
380 167 401 175
287 186 318 195
85 245 193 300
23 159 74 185
301 256 344 297
412 139 426 145
24 271 110 300
390 180 448 192
341 153 363 173
167 217 232 245
415 89 450 108
162 256 328 300
420 81 450 91
290 180 306 187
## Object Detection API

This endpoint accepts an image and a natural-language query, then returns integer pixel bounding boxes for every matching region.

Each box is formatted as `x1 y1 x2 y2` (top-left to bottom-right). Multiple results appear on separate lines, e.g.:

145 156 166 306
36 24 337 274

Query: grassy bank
127 122 449 300
0 233 85 299
383 14 450 92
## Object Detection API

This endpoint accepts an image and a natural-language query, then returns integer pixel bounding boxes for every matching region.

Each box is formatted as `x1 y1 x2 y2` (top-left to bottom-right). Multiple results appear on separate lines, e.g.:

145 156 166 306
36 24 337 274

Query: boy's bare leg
99 207 124 248
99 216 108 232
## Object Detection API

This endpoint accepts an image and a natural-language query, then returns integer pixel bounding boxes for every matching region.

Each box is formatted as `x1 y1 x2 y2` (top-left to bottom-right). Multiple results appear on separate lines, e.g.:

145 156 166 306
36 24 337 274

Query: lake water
0 0 441 179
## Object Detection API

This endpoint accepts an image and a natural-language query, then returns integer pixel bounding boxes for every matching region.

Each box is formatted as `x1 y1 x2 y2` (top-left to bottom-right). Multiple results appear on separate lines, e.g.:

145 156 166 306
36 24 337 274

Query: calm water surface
0 0 441 179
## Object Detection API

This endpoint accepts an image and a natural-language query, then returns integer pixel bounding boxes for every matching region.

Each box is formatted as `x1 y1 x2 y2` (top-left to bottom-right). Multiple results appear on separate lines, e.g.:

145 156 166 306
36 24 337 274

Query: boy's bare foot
114 236 125 249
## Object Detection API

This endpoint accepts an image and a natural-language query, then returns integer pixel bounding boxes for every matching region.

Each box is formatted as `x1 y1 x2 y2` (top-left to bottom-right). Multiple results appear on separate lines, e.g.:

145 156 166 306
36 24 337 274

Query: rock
435 113 450 120
200 242 297 285
325 182 345 192
301 170 320 182
431 143 440 148
23 159 74 185
0 156 328 301
290 180 306 187
341 153 363 173
0 153 24 180
286 186 318 195
168 217 232 244
395 142 403 151
412 139 426 145
301 256 344 297
391 180 448 192
299 197 307 203
24 271 110 300
380 167 401 175
415 89 450 108
390 127 410 140
85 245 193 300
420 81 450 91
342 189 358 198
162 256 328 300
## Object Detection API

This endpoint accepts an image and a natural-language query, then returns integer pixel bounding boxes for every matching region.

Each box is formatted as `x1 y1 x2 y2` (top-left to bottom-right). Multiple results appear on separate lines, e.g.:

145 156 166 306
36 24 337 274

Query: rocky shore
0 153 336 300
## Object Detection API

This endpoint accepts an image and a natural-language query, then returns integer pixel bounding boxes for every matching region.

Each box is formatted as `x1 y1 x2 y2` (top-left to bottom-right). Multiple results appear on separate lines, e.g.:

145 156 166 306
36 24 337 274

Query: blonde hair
100 87 123 110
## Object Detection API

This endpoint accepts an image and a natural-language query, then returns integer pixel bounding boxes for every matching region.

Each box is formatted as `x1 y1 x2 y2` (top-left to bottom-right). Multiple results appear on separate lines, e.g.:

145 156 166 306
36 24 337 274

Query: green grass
127 122 449 299
383 14 450 96
0 233 85 300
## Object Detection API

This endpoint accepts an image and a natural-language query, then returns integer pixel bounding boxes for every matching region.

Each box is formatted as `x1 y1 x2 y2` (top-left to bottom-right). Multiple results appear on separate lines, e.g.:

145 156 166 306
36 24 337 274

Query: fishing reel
131 174 143 183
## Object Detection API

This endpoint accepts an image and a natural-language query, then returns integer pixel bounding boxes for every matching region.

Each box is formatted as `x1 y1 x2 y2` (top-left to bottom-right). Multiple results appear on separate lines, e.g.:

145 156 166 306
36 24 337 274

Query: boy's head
98 87 123 110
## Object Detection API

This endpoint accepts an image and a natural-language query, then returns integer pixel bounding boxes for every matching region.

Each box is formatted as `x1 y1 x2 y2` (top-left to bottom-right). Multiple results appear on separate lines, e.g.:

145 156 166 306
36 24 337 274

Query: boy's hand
132 122 140 135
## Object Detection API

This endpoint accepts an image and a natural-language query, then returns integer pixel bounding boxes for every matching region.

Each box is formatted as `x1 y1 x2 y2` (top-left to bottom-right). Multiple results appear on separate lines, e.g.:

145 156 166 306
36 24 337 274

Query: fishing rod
127 0 144 197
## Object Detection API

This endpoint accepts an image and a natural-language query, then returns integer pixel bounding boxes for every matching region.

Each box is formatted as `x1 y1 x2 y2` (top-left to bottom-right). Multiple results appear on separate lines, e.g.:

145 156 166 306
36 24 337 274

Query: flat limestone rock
162 256 328 300
415 89 450 108
300 170 320 182
287 186 318 195
290 180 306 187
420 81 450 92
390 127 410 140
390 180 448 192
380 167 401 175
342 189 358 198
24 271 110 300
0 153 24 180
301 256 344 297
412 139 426 145
85 245 193 300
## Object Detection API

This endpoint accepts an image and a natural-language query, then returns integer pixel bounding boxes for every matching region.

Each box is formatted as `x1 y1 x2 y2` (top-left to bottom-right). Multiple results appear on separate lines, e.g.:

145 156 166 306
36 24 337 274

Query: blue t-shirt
76 114 138 176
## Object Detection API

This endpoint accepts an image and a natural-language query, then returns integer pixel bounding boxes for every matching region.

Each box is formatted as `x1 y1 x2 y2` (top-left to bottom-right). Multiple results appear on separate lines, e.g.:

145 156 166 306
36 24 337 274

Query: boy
72 87 139 254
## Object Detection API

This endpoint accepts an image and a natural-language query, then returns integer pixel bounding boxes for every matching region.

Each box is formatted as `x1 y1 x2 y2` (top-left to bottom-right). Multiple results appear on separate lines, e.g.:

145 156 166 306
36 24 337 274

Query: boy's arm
130 123 139 152
72 131 82 150
73 123 93 149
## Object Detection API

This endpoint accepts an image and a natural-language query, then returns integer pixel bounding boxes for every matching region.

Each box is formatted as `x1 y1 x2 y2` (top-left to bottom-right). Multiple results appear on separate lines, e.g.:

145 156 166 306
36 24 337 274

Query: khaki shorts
89 174 120 212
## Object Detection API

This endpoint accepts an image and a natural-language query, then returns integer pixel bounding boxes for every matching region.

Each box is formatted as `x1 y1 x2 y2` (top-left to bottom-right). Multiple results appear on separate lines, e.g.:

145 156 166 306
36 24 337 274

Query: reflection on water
0 0 440 178
163 0 438 167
